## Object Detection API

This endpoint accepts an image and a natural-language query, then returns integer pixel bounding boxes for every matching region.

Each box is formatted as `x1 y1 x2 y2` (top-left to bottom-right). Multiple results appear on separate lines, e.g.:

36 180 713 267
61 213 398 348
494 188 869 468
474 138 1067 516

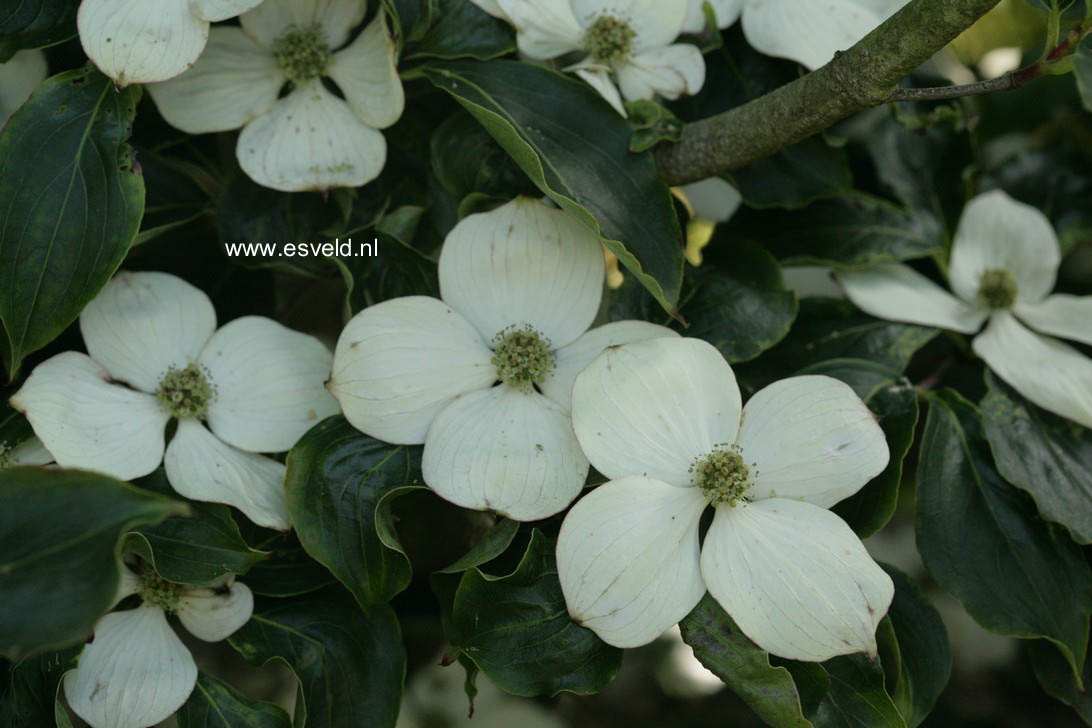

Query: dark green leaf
229 588 405 728
424 60 685 314
1029 637 1092 724
725 194 943 268
1076 35 1092 113
176 671 292 728
126 470 268 585
0 66 144 378
241 536 337 598
916 390 1092 679
437 517 520 574
1 647 78 727
880 565 950 728
0 1 77 60
286 416 422 608
407 0 514 60
626 99 684 153
430 111 534 200
811 654 906 728
381 0 433 46
447 530 622 696
0 468 185 659
981 372 1092 544
679 594 813 728
734 299 937 397
800 359 918 537
685 239 798 363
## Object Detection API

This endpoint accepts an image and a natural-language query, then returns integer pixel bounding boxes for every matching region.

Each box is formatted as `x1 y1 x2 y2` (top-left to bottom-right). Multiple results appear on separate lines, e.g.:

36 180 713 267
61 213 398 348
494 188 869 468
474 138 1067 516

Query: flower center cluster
157 363 214 419
692 444 754 507
273 25 332 85
140 572 183 612
585 15 636 64
491 325 554 391
976 268 1019 310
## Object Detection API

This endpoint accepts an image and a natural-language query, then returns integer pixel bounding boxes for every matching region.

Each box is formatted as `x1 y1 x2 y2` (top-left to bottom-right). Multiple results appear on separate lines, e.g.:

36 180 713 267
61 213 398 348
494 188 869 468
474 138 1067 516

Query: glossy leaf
679 594 813 728
1029 637 1092 724
176 671 292 728
801 359 918 537
407 0 514 60
285 416 422 608
981 372 1092 544
810 654 906 728
0 66 144 378
881 565 951 728
0 468 185 659
0 0 77 60
447 530 622 697
916 390 1092 679
424 59 685 314
230 588 405 728
241 535 338 599
0 647 78 727
686 238 798 363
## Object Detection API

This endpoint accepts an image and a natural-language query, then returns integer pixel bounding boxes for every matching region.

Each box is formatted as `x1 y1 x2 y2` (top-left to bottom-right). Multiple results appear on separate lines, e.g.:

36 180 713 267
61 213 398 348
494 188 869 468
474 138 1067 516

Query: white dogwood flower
328 197 677 521
0 49 47 127
77 0 265 85
473 0 705 116
147 0 404 192
682 0 908 69
64 568 253 728
10 271 339 529
557 337 893 659
838 190 1092 429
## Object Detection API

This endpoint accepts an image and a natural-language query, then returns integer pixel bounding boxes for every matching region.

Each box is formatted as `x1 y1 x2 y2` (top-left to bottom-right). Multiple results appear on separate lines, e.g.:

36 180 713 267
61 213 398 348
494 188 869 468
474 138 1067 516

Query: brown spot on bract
308 409 317 420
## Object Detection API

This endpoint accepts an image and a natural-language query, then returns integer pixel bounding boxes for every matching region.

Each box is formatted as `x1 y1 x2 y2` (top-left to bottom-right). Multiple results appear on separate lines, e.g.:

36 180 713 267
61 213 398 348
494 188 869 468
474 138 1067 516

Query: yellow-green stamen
491 325 554 391
156 363 214 419
585 15 636 64
692 444 755 507
976 268 1019 310
273 24 332 85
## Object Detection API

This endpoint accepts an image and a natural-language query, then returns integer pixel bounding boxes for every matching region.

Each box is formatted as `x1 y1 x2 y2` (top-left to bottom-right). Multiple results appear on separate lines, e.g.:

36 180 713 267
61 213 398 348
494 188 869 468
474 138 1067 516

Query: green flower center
692 445 754 507
491 325 555 391
976 268 1019 310
157 363 214 419
585 15 636 64
273 24 332 85
140 572 183 612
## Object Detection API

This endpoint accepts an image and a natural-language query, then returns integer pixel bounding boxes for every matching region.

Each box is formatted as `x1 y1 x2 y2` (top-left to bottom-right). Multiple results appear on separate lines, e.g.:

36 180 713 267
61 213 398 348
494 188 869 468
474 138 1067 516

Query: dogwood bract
557 337 893 659
147 0 404 192
0 49 47 127
838 190 1092 429
328 197 676 521
10 271 339 529
0 436 52 469
64 568 252 728
684 0 908 69
471 0 704 116
77 0 265 85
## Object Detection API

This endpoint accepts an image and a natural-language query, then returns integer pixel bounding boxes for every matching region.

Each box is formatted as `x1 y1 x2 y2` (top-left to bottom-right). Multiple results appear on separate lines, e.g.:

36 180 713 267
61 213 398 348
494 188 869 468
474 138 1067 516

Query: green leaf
438 517 520 574
1075 34 1092 113
424 59 685 314
334 230 439 315
981 372 1092 545
685 239 798 363
176 671 292 728
0 0 77 60
0 468 186 660
406 0 514 60
381 0 433 47
430 111 536 200
126 470 268 585
447 530 622 697
625 99 684 153
726 194 943 268
1 647 78 727
241 535 337 599
229 588 406 728
734 299 937 397
811 654 906 728
1030 637 1092 724
916 390 1092 679
678 594 814 728
285 416 422 608
0 66 144 378
880 565 951 728
800 359 919 537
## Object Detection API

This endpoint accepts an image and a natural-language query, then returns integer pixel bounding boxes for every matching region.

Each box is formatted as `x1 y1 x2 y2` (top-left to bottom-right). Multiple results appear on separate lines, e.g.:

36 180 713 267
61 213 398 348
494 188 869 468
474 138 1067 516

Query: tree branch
654 0 1002 186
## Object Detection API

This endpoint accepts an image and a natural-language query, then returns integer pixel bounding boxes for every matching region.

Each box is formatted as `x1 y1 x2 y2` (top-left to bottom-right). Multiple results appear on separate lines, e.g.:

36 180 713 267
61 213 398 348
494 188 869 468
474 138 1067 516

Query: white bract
77 0 265 85
838 190 1092 429
10 271 340 529
472 0 705 116
0 436 53 469
679 176 741 224
147 0 404 192
64 568 253 728
328 197 677 521
0 49 47 128
683 0 908 69
557 337 893 659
